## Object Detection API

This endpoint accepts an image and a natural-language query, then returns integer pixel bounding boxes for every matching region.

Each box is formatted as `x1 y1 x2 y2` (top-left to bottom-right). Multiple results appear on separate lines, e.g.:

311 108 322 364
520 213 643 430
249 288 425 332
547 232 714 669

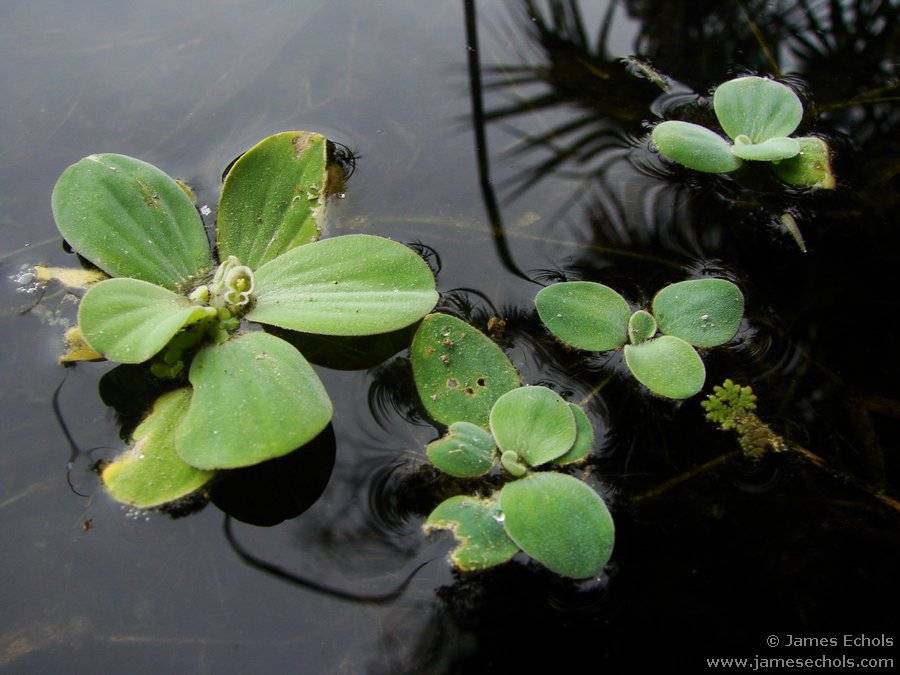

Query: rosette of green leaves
424 387 594 478
421 388 611 579
51 132 438 507
535 279 744 399
651 76 835 188
411 314 612 579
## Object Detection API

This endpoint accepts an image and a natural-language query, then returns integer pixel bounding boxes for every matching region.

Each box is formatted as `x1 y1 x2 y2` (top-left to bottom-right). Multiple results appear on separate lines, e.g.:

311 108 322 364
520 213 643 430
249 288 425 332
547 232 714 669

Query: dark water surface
2 1 898 673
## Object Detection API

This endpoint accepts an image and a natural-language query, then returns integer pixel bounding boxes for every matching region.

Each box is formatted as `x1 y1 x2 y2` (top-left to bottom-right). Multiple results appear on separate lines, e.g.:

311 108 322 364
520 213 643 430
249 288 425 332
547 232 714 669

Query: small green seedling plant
703 380 900 511
702 379 785 459
651 75 835 189
535 278 744 399
410 313 615 580
51 131 438 508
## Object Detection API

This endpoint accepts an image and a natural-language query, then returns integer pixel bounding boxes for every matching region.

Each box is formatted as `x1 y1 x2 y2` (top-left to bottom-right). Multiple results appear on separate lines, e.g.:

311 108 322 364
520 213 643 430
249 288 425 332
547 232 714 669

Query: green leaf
535 281 630 351
553 404 594 465
248 234 438 335
101 388 215 507
713 76 803 143
217 131 329 269
730 135 800 161
51 153 212 289
489 387 576 467
651 121 744 173
624 335 706 399
176 331 333 469
424 495 519 571
410 314 520 427
652 278 744 347
500 450 529 477
771 136 836 189
78 278 216 363
500 473 614 579
628 309 657 344
426 421 496 477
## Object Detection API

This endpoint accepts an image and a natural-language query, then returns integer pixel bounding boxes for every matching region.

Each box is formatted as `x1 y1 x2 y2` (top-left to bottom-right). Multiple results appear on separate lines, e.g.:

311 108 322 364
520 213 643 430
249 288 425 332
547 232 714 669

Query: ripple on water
366 459 426 540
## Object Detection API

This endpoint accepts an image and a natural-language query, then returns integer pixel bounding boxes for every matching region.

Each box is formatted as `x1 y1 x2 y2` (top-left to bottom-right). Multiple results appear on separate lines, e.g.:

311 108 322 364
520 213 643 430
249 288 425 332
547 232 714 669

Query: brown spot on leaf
292 132 314 158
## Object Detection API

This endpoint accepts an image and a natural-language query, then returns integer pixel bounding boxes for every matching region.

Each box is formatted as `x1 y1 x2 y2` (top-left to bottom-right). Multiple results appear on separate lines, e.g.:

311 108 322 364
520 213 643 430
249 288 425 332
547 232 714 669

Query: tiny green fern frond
702 379 783 459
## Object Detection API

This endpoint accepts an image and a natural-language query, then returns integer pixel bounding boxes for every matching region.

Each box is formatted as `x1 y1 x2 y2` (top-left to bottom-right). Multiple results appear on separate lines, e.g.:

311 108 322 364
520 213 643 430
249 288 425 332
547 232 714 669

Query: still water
1 1 898 672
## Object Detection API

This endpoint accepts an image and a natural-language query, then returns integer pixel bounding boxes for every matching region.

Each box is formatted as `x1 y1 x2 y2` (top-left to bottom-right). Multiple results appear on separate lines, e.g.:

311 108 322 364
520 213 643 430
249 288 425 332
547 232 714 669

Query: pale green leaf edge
101 388 215 508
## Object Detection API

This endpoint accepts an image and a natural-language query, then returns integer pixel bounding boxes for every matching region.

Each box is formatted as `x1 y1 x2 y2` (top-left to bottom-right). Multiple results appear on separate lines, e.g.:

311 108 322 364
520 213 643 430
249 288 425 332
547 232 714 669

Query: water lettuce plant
412 314 614 579
51 131 438 507
425 386 595 478
651 75 835 189
535 278 744 399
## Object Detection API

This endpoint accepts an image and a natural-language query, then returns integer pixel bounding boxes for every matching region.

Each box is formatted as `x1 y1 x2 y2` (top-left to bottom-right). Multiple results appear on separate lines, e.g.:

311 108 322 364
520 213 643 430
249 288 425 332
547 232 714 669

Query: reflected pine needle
530 267 569 285
469 0 671 229
52 372 116 498
405 241 443 276
436 287 503 319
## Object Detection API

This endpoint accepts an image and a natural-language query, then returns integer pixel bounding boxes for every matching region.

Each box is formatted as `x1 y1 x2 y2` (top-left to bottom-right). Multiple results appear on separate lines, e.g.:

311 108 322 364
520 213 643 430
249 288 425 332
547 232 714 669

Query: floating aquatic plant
424 385 594 479
651 75 835 189
535 278 744 399
412 313 614 579
51 131 438 507
702 379 785 459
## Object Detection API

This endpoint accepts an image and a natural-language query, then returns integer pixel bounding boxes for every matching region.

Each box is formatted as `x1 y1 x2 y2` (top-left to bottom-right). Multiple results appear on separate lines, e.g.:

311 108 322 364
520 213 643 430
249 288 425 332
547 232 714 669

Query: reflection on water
2 0 899 672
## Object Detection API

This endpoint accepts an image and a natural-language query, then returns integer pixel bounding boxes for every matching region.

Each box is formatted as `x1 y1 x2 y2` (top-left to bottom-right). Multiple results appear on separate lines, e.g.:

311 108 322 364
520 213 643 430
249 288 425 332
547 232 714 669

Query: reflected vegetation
481 0 663 201
471 0 899 498
372 1 899 669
